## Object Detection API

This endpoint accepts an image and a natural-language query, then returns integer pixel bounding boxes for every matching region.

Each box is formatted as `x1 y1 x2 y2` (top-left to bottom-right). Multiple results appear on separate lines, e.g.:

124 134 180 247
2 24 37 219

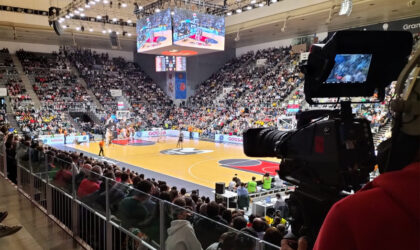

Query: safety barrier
0 143 280 250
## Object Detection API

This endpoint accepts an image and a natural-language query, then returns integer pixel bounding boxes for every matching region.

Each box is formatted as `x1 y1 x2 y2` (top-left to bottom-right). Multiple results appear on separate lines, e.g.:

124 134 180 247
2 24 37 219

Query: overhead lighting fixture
236 9 242 13
226 11 232 16
80 13 85 17
95 0 100 2
127 19 132 23
127 33 132 37
89 28 93 32
63 25 67 29
259 3 264 7
69 13 74 17
339 0 353 16
171 11 175 15
121 3 127 7
85 4 90 8
112 17 117 21
97 15 102 19
58 19 64 23
90 1 96 5
78 7 84 11
155 8 161 13
247 6 252 10
271 0 278 2
116 31 120 35
108 29 112 33
65 15 70 19
74 10 80 14
103 0 109 3
102 30 106 34
250 0 256 3
76 27 81 31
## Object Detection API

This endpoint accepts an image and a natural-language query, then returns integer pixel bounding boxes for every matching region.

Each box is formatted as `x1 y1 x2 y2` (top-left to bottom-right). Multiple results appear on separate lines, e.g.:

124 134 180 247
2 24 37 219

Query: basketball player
176 130 184 149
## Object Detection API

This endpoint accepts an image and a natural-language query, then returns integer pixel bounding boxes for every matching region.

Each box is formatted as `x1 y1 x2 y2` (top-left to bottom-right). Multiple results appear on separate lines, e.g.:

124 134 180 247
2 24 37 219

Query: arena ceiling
0 0 419 50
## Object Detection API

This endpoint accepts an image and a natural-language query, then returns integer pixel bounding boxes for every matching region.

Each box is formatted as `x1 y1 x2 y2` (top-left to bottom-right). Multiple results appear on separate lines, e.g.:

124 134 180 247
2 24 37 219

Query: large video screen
173 9 225 51
156 56 187 72
136 9 172 53
326 54 372 84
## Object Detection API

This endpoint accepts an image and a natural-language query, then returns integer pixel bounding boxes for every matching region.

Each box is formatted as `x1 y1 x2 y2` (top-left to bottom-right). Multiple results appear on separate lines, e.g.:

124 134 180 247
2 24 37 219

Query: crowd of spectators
1 124 289 249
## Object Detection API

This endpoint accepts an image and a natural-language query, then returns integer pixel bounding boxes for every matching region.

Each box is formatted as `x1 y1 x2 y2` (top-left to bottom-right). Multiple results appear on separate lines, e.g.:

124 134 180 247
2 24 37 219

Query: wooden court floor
71 137 280 189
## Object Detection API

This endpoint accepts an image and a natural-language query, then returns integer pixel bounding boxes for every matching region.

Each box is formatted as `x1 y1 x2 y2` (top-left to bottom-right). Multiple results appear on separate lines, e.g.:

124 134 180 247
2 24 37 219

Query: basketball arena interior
0 0 419 249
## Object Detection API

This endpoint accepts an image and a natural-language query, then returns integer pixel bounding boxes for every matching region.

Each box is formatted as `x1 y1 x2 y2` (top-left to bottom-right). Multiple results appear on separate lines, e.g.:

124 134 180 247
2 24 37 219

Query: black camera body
243 30 413 246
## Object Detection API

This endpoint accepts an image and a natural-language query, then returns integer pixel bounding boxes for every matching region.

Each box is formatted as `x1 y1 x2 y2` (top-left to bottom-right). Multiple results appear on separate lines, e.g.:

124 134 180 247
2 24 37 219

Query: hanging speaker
52 21 63 36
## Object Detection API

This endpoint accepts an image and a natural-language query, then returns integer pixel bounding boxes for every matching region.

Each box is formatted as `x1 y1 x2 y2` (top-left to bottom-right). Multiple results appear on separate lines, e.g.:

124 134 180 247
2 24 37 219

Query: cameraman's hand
281 236 308 250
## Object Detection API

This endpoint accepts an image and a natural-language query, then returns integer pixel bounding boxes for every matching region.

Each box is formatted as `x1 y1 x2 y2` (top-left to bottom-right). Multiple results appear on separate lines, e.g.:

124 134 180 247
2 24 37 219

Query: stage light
102 30 107 33
89 28 93 32
103 0 109 4
155 8 161 13
112 17 117 22
76 27 81 31
226 11 232 16
108 29 112 33
63 25 67 29
90 1 96 5
127 19 132 23
246 5 252 10
127 33 132 37
259 2 264 7
116 31 120 35
236 8 242 13
171 11 175 15
58 19 64 23
121 3 127 7
97 15 102 19
80 13 85 17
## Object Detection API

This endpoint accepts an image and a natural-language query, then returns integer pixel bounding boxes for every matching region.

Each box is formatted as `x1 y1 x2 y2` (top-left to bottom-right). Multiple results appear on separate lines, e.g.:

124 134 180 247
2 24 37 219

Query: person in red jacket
77 166 102 198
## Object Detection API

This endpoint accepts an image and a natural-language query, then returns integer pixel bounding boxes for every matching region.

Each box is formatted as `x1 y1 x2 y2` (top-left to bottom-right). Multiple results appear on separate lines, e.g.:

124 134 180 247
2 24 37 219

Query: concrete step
10 55 41 109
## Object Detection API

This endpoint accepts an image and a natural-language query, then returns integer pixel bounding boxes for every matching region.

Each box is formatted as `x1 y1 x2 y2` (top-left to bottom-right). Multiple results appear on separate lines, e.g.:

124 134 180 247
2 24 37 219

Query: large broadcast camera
243 31 413 247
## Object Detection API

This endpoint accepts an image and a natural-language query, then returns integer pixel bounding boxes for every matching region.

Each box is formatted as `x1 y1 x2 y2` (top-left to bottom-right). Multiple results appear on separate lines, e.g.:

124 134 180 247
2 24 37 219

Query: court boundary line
55 144 214 197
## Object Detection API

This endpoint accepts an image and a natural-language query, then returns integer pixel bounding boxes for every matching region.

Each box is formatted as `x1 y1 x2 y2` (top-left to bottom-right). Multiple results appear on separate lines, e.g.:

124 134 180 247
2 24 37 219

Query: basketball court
69 137 280 190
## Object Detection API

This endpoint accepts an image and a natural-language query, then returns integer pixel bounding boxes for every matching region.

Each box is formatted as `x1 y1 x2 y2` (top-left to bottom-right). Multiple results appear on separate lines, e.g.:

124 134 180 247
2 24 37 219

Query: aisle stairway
69 64 104 110
10 55 41 109
373 121 392 146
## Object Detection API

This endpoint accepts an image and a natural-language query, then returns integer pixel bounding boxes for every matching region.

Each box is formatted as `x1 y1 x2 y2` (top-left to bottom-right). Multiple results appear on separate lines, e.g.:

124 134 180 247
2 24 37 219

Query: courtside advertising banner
135 130 199 139
214 134 243 144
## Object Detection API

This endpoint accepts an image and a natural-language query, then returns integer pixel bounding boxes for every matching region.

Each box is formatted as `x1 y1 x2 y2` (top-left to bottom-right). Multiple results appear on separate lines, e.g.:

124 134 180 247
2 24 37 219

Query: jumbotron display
156 56 186 72
173 8 225 51
136 9 172 53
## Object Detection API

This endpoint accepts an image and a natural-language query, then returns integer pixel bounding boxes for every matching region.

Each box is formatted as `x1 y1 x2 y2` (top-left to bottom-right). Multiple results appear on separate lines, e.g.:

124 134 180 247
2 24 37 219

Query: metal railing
0 143 282 250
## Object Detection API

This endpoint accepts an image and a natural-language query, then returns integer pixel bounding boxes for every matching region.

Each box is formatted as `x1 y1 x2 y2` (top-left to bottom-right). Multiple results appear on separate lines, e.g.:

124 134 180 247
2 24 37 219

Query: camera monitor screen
173 8 225 51
325 54 372 84
136 9 172 53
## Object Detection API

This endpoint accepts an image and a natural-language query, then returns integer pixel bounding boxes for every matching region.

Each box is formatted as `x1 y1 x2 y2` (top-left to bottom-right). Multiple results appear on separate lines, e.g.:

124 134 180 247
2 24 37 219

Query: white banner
214 134 243 144
0 88 7 97
166 72 176 99
110 89 122 97
256 58 267 66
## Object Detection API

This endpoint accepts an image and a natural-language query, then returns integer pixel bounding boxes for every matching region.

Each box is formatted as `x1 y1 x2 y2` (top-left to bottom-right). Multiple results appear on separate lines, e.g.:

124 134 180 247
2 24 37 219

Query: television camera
243 31 413 247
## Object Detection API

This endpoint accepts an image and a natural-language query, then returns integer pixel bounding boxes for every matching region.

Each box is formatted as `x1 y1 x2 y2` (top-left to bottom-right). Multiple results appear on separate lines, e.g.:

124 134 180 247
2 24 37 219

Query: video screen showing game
156 56 187 72
326 54 372 84
137 9 172 53
173 9 225 51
